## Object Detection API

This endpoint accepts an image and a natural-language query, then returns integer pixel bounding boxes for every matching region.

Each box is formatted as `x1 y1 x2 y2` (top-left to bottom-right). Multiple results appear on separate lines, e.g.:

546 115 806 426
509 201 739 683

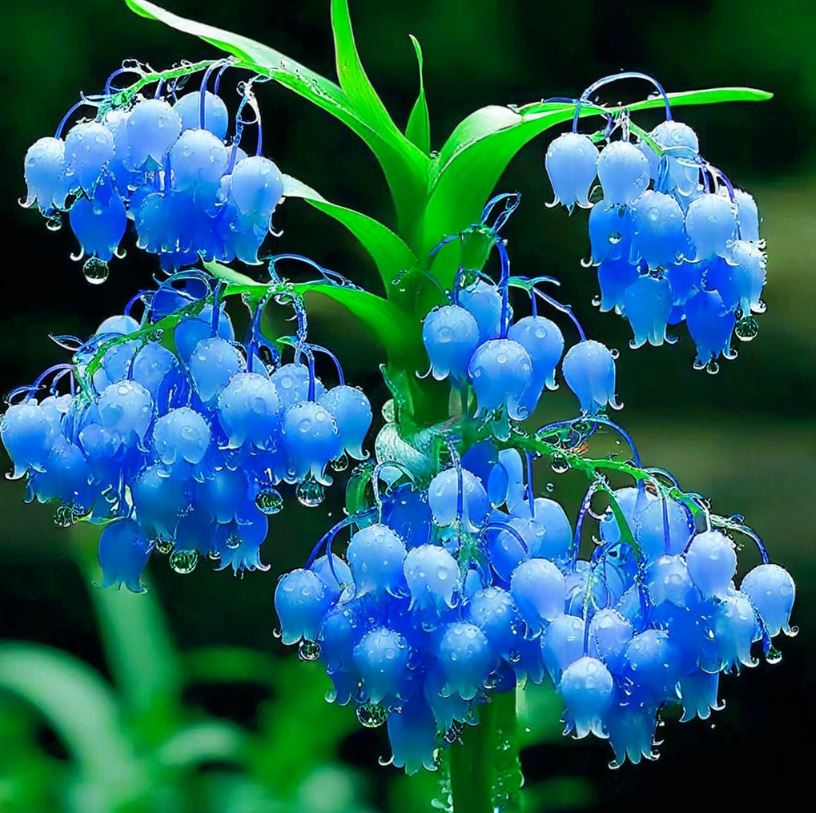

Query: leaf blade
330 0 402 140
405 35 431 154
74 526 182 725
0 643 136 780
157 720 248 768
205 261 416 361
282 174 418 294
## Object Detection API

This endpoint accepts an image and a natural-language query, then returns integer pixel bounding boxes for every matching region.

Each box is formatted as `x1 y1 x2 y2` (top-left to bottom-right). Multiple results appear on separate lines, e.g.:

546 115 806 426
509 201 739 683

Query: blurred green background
0 0 813 811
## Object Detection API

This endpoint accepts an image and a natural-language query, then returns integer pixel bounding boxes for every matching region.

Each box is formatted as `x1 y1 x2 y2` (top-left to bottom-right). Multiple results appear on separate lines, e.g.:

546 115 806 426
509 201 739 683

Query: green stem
449 690 521 813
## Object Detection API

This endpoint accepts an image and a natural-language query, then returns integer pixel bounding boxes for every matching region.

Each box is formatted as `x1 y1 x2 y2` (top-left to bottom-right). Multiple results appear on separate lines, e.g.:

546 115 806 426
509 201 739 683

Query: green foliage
124 0 429 230
0 531 371 813
124 0 770 436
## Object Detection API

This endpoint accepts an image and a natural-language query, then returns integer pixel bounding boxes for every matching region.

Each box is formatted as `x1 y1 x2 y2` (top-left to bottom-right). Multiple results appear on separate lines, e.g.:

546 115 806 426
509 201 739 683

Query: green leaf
282 174 417 295
157 721 248 768
253 659 357 791
0 643 137 782
626 86 773 111
75 527 182 727
405 35 431 154
183 647 278 687
330 0 401 140
205 261 417 363
125 0 428 230
417 86 772 253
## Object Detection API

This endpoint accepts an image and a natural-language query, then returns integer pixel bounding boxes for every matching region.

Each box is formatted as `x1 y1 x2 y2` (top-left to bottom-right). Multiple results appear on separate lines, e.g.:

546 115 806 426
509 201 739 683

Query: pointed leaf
419 86 772 253
125 0 428 228
405 35 431 154
330 0 401 139
205 261 416 362
0 643 137 780
157 720 247 768
283 174 417 294
627 86 773 111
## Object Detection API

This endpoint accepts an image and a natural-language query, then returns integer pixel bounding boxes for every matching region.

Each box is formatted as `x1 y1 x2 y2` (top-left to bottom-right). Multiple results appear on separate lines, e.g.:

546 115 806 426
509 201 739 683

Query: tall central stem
449 689 522 813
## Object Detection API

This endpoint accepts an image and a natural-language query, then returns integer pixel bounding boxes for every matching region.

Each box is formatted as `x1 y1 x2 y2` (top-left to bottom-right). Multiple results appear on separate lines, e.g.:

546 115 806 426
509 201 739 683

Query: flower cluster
276 441 795 772
275 200 794 771
545 75 766 371
22 60 283 283
0 267 372 589
10 45 795 784
422 196 620 423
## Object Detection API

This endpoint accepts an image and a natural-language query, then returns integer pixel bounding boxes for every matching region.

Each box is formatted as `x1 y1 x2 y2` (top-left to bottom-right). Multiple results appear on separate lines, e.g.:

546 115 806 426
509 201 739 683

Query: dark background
0 1 813 811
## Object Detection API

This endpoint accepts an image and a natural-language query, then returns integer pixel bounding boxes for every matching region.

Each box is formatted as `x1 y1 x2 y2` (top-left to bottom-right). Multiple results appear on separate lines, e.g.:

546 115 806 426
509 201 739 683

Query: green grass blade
157 720 248 768
75 526 182 727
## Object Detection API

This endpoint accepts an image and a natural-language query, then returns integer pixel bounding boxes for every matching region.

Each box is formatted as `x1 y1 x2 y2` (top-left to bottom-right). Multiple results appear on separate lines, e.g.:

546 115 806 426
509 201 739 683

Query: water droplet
610 348 620 359
53 502 78 528
153 536 174 555
609 232 623 245
735 315 759 342
551 453 570 474
225 533 242 550
296 478 325 507
169 549 198 574
83 257 109 285
331 452 349 472
381 399 396 423
298 639 321 661
705 359 720 375
765 645 782 665
255 487 284 515
356 702 387 728
45 212 63 232
545 482 555 493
